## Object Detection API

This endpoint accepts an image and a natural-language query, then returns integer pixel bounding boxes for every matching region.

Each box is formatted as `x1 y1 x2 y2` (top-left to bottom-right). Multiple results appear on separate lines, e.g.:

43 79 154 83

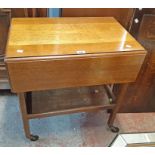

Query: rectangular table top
5 17 147 92
6 17 145 59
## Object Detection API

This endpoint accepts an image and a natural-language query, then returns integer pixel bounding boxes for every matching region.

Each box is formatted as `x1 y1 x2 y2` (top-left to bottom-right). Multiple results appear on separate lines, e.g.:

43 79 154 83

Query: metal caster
107 109 112 113
30 134 39 141
109 126 119 133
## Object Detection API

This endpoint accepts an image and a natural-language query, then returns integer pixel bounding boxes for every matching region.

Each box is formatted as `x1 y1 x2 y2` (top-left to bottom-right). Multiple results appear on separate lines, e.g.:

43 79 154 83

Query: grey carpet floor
0 91 117 146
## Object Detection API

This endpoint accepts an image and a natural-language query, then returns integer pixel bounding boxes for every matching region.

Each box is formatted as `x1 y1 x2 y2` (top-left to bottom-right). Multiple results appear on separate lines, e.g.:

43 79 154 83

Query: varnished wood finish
28 104 115 119
18 93 31 139
28 86 114 119
119 9 155 112
6 17 146 140
11 8 48 17
6 17 144 58
0 9 11 89
0 8 48 90
0 9 10 57
61 8 134 29
5 17 146 93
6 52 145 93
108 84 129 126
130 9 155 38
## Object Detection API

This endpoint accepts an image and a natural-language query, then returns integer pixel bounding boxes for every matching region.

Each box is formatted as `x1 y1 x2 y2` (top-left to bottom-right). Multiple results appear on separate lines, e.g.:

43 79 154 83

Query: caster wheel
107 109 112 113
109 126 119 133
30 135 39 141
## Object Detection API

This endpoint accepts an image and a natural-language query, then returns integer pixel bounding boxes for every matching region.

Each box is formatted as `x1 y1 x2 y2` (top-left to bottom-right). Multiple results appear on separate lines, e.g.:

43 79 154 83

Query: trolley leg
104 84 116 103
108 84 129 133
18 93 39 141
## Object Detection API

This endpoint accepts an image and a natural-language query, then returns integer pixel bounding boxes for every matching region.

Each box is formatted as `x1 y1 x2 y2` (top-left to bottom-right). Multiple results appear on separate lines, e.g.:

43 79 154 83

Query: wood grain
0 9 11 89
11 8 48 17
27 85 113 119
6 17 144 58
6 52 146 92
5 17 147 93
5 17 147 139
119 11 155 112
61 8 134 29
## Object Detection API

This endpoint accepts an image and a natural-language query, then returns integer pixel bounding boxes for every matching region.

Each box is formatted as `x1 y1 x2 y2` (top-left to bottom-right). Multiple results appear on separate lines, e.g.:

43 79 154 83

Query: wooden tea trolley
5 17 146 141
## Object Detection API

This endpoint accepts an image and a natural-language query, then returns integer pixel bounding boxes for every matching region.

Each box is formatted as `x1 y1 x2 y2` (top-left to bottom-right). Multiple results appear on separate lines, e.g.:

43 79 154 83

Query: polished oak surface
5 17 146 93
6 17 144 58
6 52 145 92
5 17 147 139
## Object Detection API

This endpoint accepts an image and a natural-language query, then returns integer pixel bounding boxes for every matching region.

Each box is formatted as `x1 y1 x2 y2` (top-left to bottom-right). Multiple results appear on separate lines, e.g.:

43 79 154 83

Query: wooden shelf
28 85 114 119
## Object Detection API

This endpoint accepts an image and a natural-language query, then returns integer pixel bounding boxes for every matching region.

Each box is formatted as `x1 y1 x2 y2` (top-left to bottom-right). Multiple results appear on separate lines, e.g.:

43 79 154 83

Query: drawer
6 52 146 93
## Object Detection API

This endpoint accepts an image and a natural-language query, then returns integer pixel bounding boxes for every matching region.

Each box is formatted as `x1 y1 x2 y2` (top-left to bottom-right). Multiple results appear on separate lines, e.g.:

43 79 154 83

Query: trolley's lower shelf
27 85 115 119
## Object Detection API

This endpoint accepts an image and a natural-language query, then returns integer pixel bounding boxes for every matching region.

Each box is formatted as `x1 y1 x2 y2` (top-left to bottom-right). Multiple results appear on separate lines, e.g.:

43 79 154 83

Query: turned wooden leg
18 93 39 141
108 84 129 132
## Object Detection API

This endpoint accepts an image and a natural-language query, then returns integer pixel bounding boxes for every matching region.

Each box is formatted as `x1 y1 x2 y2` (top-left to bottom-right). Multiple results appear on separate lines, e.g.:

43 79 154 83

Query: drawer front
7 52 146 92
